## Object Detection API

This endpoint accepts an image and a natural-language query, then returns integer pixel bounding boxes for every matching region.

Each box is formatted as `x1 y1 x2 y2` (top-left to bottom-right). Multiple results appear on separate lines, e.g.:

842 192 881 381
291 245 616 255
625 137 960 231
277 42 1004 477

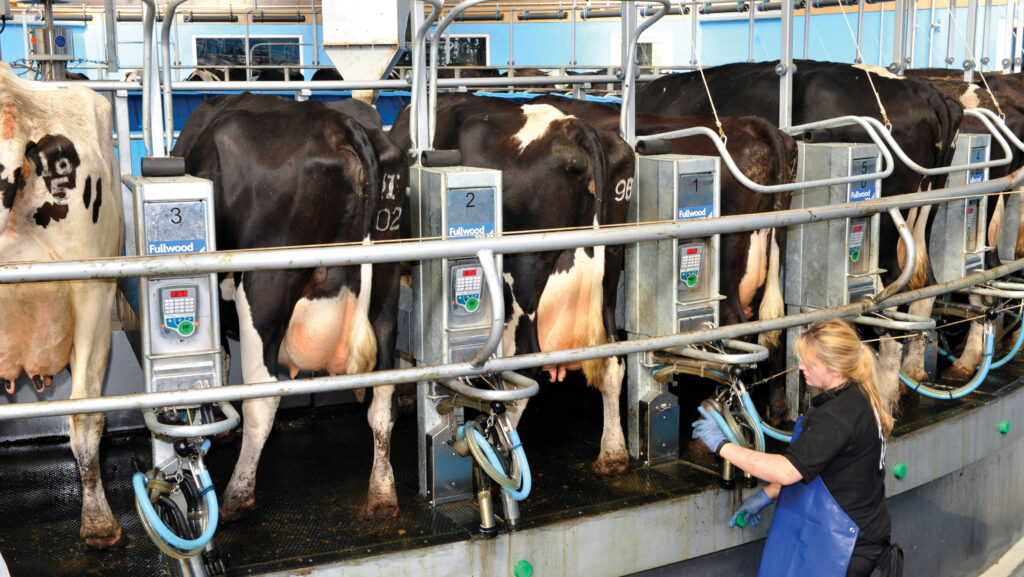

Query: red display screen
170 290 188 298
686 248 699 255
968 208 974 213
462 269 478 277
854 226 862 232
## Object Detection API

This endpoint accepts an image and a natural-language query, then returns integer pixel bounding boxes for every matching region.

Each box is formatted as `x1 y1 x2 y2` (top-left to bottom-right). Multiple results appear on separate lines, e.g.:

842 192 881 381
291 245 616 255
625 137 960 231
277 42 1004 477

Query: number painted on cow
382 173 398 200
615 177 633 202
170 207 182 225
376 207 402 232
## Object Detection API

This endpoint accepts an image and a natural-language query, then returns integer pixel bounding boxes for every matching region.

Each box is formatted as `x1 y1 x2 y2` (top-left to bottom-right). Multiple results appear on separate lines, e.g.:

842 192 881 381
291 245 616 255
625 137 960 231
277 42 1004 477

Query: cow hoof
220 498 256 523
84 525 126 549
591 453 629 475
942 363 975 382
360 498 399 519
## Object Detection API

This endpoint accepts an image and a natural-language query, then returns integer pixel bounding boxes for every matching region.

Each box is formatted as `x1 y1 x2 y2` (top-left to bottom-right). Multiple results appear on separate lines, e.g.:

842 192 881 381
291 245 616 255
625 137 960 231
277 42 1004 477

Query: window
193 35 301 77
396 34 489 67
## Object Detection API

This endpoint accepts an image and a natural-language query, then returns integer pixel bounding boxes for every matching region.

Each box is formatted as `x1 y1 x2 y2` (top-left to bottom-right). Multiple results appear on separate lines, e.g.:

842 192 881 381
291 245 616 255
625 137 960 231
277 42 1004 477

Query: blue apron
756 416 860 577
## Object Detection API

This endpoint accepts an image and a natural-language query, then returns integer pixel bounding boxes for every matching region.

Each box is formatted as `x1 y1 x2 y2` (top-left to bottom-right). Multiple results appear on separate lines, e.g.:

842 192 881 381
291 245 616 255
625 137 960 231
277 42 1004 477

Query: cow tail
342 117 383 375
578 123 612 387
758 228 785 349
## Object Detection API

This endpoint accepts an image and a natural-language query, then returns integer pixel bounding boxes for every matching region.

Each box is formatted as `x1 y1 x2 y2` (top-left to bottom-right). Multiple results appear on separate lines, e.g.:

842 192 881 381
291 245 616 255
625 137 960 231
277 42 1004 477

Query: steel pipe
4 171 1022 285
676 339 770 364
469 250 505 368
873 208 916 302
619 0 671 146
142 402 241 438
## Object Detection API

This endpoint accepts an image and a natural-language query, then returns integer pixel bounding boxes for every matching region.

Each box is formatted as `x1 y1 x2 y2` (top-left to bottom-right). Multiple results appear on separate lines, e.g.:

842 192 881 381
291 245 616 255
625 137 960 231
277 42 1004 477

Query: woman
691 319 901 577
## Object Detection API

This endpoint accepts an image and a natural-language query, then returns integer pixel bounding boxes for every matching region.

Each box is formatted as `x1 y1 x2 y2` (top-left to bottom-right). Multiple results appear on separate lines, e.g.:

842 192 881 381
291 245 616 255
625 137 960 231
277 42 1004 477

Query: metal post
780 0 795 129
928 0 936 66
1003 0 1014 71
104 0 118 79
947 0 956 67
857 0 865 63
622 4 637 145
907 0 917 69
1016 0 1024 71
748 0 756 61
571 0 577 65
411 1 431 157
311 1 319 67
966 0 978 81
982 0 992 70
691 0 698 66
803 0 810 59
509 7 514 69
893 0 907 72
879 1 885 66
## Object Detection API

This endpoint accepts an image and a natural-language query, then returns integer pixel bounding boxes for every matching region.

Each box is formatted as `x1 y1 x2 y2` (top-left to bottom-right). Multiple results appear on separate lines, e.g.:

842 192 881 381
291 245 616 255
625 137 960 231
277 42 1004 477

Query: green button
850 248 860 261
686 273 698 287
465 297 480 312
893 462 907 478
735 512 748 527
177 320 195 337
1000 420 1011 434
513 560 533 577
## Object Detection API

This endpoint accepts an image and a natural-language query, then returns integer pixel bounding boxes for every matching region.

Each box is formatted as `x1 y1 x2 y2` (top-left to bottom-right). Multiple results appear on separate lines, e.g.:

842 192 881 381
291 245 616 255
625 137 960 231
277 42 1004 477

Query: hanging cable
837 0 892 129
943 0 1005 118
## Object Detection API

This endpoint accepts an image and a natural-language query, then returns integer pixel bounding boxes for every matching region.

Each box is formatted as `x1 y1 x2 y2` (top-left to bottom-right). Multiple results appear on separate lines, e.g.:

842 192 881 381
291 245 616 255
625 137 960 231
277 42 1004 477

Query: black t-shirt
783 383 891 555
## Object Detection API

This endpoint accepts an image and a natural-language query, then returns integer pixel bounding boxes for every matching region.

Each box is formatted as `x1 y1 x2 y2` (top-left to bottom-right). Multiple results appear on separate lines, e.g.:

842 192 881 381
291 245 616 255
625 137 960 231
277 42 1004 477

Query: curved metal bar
429 0 493 147
964 285 1024 298
409 0 443 159
873 207 916 303
972 107 1024 153
619 0 671 145
444 374 540 402
964 109 1013 167
859 115 1010 176
160 0 189 153
470 250 504 368
637 116 895 194
853 310 936 331
140 0 156 156
676 339 769 364
142 402 241 438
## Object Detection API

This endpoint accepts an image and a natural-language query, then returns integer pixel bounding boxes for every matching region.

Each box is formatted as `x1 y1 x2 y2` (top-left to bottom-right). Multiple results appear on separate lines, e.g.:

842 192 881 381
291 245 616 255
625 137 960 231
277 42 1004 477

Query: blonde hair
795 319 896 436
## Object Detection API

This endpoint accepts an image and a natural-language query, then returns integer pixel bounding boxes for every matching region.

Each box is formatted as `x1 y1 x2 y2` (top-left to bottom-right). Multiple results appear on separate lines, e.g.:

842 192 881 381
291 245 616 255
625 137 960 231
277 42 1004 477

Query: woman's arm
719 443 803 486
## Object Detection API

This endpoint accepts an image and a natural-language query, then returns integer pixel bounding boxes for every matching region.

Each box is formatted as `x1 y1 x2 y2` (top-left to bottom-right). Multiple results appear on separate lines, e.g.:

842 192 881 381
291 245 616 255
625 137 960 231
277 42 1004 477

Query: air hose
457 420 532 501
900 325 995 399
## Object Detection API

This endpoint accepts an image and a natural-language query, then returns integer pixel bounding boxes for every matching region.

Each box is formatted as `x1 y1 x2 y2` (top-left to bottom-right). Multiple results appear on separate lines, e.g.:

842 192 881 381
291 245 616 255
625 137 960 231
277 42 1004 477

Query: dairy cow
639 60 962 393
391 94 632 473
530 95 797 419
0 63 124 546
172 94 407 519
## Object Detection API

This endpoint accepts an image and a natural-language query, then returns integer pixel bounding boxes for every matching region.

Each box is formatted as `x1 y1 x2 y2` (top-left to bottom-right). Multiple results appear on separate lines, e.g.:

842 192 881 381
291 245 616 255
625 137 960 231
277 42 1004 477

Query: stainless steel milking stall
1 0 1024 574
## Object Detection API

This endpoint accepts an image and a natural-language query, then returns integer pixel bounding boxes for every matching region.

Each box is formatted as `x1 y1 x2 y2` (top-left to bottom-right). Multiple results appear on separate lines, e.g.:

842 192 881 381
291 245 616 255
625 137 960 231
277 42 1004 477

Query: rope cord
688 32 727 141
943 0 1005 118
836 0 891 129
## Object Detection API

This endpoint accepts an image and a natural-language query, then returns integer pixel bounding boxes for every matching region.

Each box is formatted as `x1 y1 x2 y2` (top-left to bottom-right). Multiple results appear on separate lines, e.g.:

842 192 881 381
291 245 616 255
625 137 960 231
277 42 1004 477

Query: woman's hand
730 488 774 527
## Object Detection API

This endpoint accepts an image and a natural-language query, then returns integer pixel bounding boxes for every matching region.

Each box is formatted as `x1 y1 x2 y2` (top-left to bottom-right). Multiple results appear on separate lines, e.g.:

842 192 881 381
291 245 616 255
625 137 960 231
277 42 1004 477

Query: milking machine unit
130 166 237 577
127 2 237 574
625 151 769 486
908 133 1024 396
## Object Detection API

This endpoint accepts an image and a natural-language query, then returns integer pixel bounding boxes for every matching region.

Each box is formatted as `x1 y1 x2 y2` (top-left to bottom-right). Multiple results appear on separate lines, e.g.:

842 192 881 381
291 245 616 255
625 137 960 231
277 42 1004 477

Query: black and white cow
639 60 962 397
391 94 632 473
172 94 407 519
0 63 124 546
530 95 798 419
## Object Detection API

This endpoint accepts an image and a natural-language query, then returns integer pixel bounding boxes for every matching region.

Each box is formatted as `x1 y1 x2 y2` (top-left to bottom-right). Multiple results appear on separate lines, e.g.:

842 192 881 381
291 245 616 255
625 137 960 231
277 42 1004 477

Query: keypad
679 245 702 288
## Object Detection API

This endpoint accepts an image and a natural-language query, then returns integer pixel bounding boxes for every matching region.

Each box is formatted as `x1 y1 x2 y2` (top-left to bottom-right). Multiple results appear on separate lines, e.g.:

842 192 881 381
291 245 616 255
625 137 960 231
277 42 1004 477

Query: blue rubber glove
730 488 774 528
691 406 729 455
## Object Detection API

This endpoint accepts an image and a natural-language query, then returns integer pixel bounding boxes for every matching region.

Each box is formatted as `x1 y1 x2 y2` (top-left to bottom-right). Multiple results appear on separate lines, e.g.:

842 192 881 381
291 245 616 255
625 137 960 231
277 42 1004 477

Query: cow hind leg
220 277 287 522
67 280 123 548
591 356 628 475
944 295 986 381
361 384 398 518
901 297 935 382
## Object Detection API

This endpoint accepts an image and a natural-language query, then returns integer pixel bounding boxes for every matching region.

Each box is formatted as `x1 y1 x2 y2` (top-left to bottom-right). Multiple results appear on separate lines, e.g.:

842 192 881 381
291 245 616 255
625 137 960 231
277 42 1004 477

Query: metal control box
786 143 883 311
626 154 721 464
785 143 882 417
133 176 223 400
409 165 502 505
932 134 991 282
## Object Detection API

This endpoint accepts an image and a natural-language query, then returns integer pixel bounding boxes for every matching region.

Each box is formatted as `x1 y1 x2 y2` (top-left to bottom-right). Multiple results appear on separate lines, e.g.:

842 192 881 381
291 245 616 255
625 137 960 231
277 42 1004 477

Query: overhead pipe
409 0 443 160
619 0 672 146
161 0 189 153
518 9 568 20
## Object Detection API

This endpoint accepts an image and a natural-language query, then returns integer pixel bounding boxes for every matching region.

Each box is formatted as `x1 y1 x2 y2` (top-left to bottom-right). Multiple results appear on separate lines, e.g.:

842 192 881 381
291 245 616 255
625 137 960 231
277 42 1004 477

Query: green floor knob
1000 420 1011 434
514 560 533 577
893 462 907 479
